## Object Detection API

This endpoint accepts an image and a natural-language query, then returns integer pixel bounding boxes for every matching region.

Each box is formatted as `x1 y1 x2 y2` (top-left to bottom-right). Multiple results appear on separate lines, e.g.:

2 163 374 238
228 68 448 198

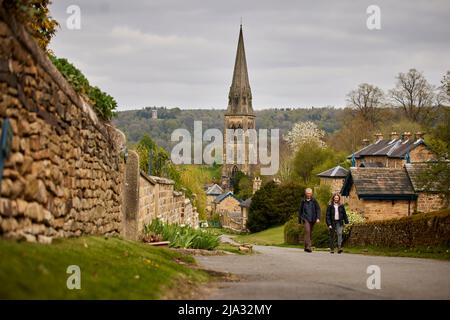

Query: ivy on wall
49 55 118 121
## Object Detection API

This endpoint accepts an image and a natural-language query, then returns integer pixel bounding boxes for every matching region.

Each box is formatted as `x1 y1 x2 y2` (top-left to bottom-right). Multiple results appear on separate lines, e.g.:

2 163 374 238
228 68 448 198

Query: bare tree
437 71 450 107
346 83 384 126
389 69 435 122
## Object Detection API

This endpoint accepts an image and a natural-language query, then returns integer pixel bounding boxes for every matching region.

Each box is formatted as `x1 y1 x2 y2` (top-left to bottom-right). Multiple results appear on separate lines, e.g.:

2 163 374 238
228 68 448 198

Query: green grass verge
341 245 450 260
0 237 210 299
234 225 284 246
230 225 450 260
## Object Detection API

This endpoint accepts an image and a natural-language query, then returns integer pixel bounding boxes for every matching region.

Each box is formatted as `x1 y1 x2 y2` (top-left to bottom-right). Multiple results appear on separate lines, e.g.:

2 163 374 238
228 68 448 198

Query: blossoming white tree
284 121 326 151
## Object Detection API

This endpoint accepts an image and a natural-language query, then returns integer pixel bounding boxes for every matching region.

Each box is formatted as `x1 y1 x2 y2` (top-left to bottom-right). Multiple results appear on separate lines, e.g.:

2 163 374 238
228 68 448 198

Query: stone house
214 191 243 231
341 167 417 221
405 163 449 213
239 198 252 230
341 166 449 221
350 131 434 168
205 183 223 215
317 165 348 195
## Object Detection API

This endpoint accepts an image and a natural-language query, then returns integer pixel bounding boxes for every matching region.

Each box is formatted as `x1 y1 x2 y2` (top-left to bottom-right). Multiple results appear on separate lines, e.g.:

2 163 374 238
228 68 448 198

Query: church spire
227 25 253 115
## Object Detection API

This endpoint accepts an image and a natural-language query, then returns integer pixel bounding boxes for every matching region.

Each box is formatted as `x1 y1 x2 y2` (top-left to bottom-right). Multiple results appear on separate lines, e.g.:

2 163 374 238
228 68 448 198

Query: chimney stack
374 133 383 142
252 176 262 194
362 138 370 146
415 131 425 140
390 131 399 140
403 131 412 140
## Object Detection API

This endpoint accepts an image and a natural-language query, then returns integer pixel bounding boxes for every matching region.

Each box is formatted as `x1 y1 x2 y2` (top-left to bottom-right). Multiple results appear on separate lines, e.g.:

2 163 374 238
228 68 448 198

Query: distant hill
113 106 345 151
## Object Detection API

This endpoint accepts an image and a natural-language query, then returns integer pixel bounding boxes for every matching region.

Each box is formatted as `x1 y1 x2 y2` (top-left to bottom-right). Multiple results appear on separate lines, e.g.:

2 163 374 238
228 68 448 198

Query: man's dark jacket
326 204 349 226
298 198 321 223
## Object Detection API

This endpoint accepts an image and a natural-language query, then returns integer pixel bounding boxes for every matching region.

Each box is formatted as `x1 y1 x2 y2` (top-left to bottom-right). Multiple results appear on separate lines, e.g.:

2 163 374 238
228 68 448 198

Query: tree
236 175 253 200
284 121 326 152
293 140 345 185
247 181 278 232
230 170 246 196
326 111 374 154
346 83 384 126
389 69 436 122
437 71 450 107
417 109 450 205
247 181 305 232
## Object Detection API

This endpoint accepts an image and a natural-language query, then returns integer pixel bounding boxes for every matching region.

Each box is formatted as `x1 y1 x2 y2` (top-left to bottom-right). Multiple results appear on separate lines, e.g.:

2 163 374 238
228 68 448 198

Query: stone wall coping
0 4 124 150
139 170 157 185
148 175 175 185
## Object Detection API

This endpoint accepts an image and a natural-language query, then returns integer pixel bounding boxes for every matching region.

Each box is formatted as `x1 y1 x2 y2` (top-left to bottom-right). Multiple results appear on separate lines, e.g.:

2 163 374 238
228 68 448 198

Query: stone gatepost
122 150 140 240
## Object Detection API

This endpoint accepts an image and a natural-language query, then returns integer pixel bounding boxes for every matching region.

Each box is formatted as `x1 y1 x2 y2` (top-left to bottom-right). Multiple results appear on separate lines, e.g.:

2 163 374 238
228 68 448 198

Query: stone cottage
239 198 252 231
205 183 223 215
341 167 417 221
214 191 243 231
341 165 449 221
317 165 348 195
405 163 449 213
350 131 434 168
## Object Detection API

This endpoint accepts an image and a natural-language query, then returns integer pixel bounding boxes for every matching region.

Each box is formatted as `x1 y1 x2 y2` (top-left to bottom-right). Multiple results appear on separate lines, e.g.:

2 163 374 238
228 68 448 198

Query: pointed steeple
227 25 253 115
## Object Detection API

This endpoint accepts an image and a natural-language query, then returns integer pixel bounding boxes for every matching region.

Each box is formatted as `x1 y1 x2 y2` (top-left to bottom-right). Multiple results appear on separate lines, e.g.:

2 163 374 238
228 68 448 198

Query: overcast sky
49 0 450 111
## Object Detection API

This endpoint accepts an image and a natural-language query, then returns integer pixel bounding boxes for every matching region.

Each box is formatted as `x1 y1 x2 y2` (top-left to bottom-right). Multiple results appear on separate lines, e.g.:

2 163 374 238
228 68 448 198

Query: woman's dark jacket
326 204 349 226
298 198 321 223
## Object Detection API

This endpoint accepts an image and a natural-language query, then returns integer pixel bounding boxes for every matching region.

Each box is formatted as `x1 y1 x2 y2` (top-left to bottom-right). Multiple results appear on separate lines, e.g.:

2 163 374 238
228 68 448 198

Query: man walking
298 188 321 253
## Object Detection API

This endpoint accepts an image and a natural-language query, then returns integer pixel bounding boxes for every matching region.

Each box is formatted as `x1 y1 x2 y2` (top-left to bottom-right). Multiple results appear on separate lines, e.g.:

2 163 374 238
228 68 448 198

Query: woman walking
326 194 349 254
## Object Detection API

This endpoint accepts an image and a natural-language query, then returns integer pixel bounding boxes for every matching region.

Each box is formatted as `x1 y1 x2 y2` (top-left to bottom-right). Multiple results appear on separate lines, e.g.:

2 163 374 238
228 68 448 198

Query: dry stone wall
0 9 125 242
123 152 199 240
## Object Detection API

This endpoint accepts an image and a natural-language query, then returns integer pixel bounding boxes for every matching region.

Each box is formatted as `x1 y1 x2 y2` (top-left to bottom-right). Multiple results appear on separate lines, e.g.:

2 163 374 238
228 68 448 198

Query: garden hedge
284 209 450 248
346 209 450 247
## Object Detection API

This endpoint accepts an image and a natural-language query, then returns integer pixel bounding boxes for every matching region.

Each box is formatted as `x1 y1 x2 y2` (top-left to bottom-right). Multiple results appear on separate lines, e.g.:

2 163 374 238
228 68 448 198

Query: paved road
196 245 450 299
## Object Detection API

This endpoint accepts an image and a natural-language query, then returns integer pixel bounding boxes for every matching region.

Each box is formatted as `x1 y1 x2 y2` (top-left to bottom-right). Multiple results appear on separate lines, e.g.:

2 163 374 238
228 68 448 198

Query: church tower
222 25 256 188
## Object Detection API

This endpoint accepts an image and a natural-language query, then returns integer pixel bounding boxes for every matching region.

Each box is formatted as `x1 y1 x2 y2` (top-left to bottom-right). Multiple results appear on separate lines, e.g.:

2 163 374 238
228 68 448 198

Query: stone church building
222 25 257 189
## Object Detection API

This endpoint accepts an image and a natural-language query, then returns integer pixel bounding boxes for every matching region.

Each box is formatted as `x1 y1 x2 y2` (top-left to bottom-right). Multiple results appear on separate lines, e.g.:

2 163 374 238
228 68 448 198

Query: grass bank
0 237 210 299
233 225 284 246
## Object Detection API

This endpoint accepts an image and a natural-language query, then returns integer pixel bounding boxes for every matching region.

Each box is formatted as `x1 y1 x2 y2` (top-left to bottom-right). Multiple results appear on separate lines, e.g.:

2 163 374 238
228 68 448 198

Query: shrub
314 184 332 212
5 0 58 50
283 217 330 248
311 222 330 248
49 55 117 121
346 209 450 247
247 181 305 232
343 209 365 241
145 219 220 250
284 217 302 244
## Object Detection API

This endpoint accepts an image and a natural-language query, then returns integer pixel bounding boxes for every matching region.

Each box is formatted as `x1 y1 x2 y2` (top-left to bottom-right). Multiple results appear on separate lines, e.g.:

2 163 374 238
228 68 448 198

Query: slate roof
206 184 224 196
341 168 417 200
317 165 348 178
349 138 426 159
404 163 447 192
214 191 241 204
